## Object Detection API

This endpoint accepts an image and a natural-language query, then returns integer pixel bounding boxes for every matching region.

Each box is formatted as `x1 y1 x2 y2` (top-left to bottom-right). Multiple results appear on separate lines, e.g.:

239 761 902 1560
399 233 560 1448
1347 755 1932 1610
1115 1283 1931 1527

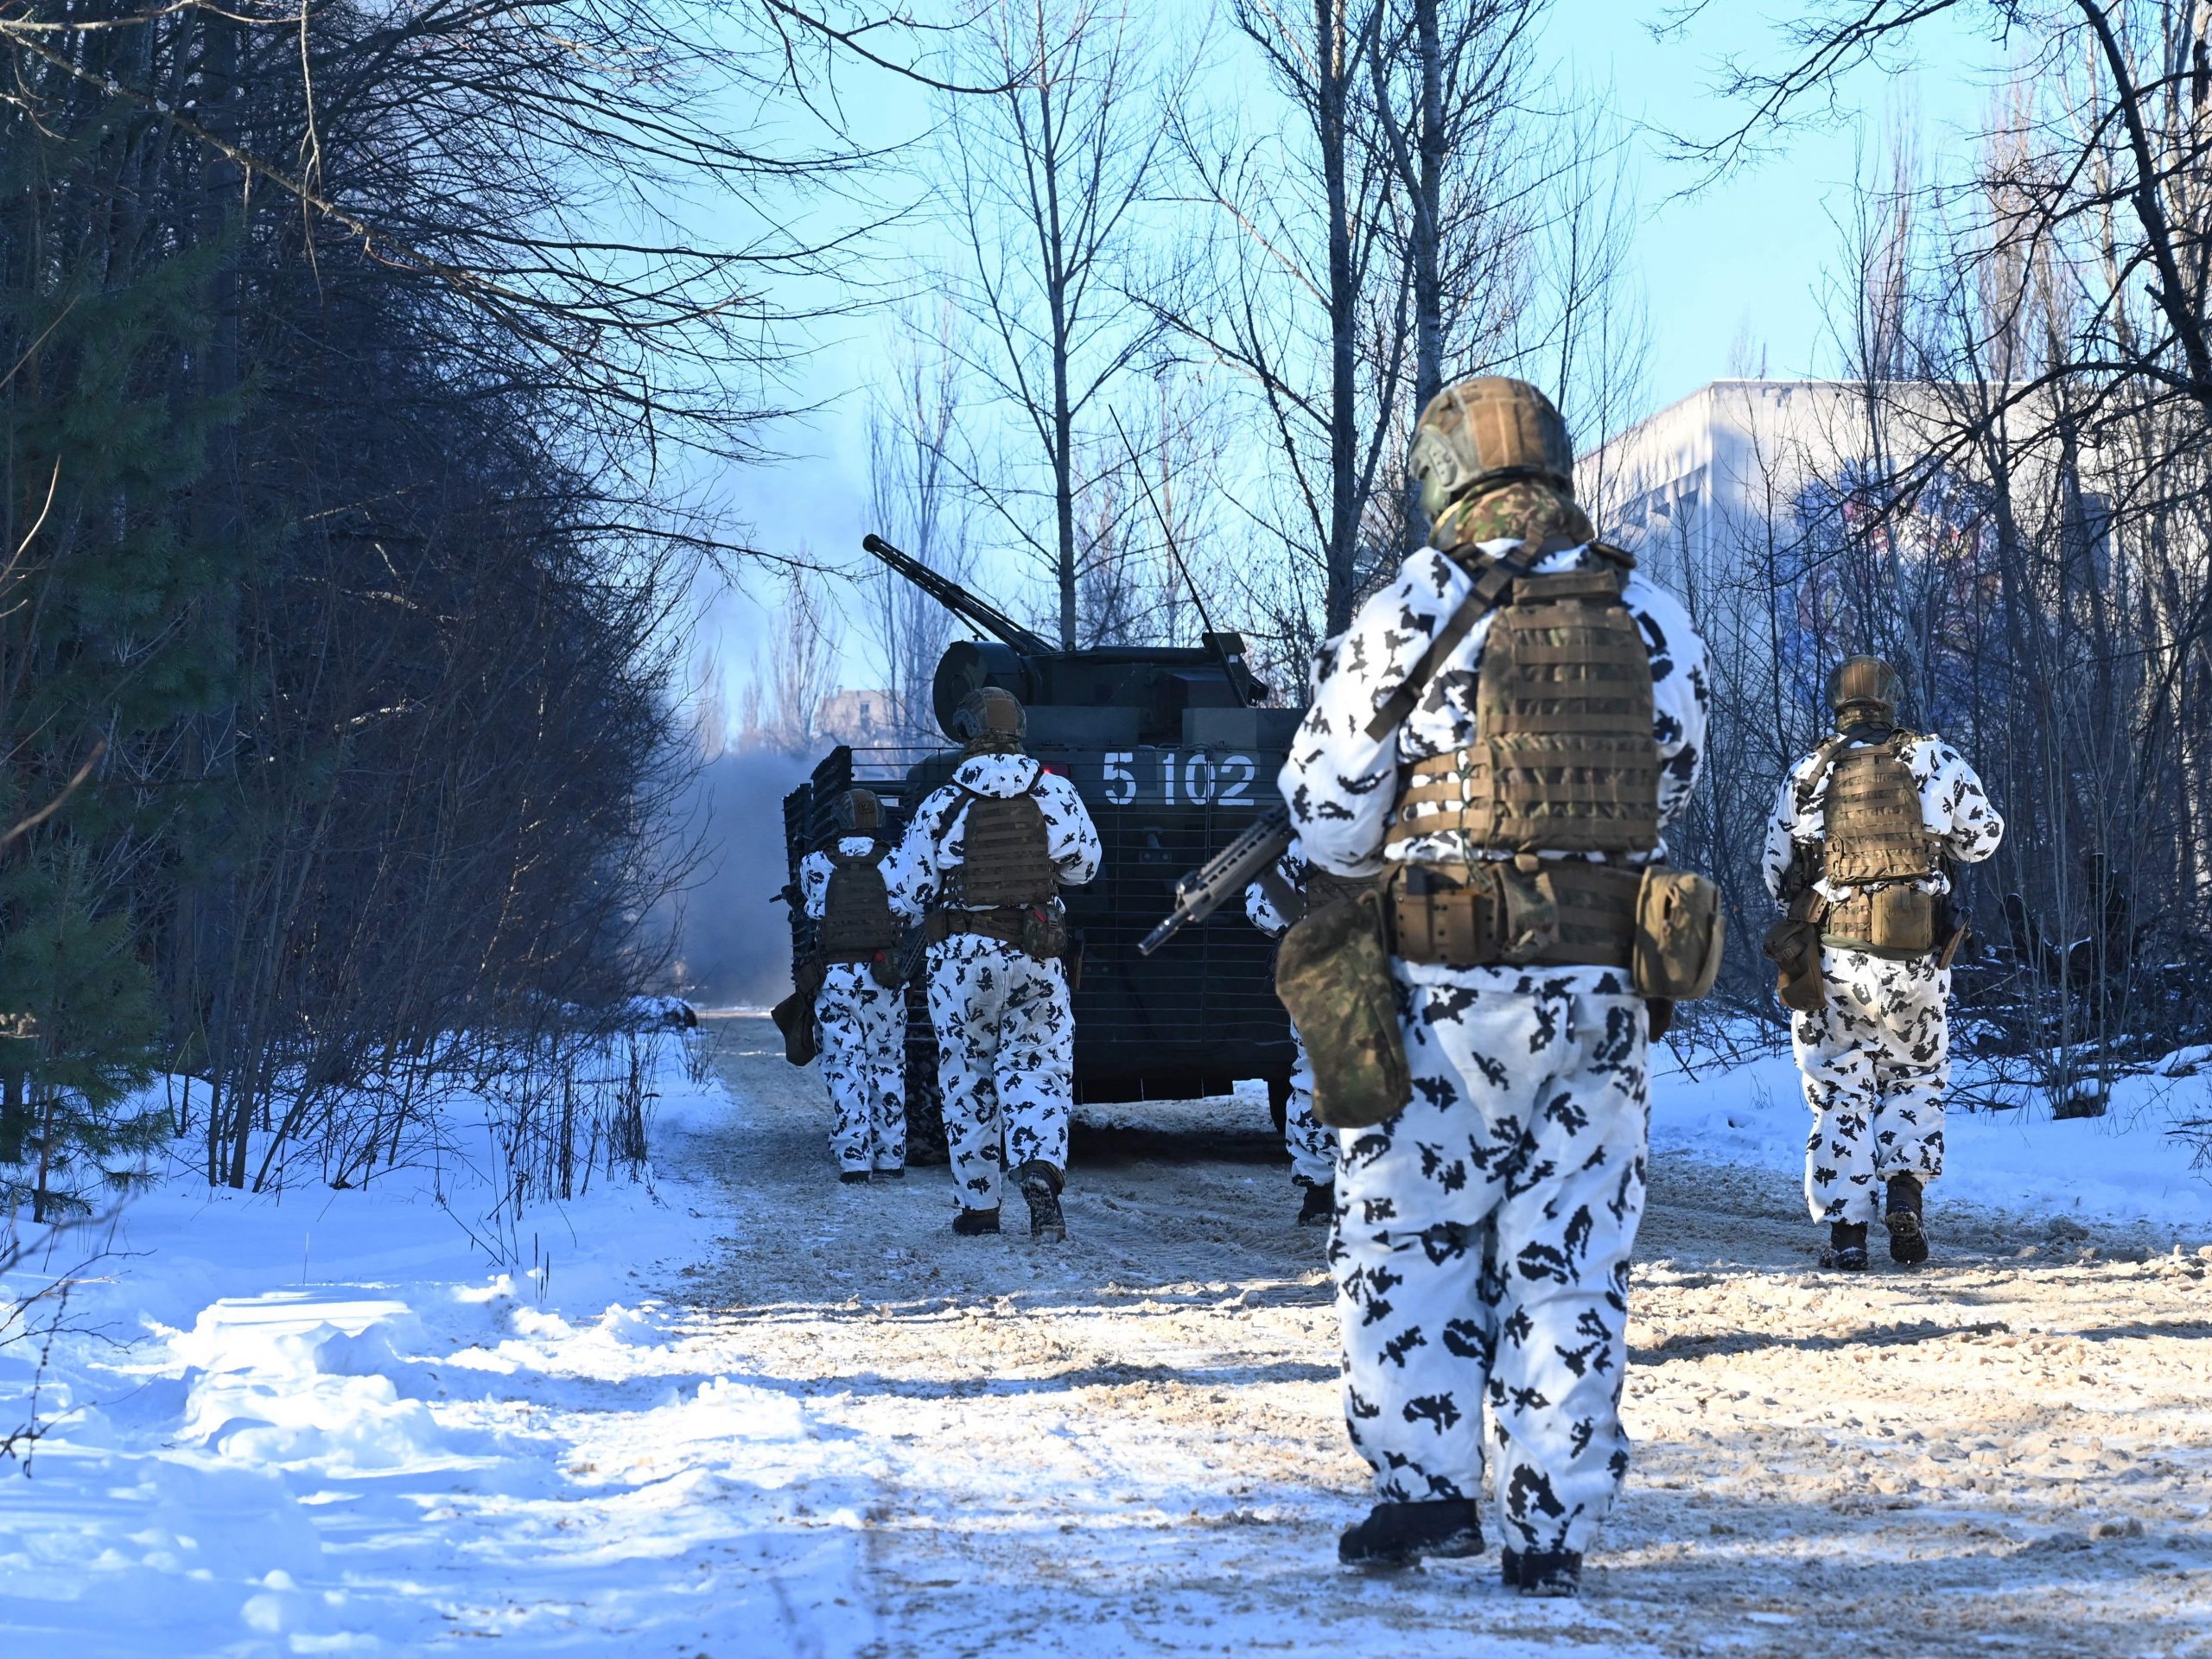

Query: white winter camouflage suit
1762 735 2004 1226
799 837 919 1175
890 753 1101 1214
1282 537 1708 1557
1244 844 1338 1190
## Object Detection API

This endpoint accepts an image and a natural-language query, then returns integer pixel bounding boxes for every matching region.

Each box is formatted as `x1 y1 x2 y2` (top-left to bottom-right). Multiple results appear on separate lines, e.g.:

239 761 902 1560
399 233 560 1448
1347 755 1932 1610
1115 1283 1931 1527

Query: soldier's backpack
1387 562 1661 856
1819 731 1939 957
947 782 1057 908
818 844 895 958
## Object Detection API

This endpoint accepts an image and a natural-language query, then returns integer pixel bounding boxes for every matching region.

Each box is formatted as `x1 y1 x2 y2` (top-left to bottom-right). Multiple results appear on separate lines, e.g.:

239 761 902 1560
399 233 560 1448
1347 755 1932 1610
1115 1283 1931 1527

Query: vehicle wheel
906 1075 950 1166
904 988 949 1166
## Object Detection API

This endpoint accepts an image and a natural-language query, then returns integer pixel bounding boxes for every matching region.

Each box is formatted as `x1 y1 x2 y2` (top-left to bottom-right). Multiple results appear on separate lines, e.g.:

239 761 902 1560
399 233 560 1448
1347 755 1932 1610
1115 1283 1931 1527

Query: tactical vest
1389 564 1660 855
817 843 895 957
1821 734 1934 885
946 785 1056 907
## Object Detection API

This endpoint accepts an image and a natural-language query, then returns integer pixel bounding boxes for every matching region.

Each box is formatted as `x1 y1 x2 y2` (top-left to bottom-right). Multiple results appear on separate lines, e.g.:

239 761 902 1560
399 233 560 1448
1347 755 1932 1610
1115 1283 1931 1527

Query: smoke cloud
663 747 814 1008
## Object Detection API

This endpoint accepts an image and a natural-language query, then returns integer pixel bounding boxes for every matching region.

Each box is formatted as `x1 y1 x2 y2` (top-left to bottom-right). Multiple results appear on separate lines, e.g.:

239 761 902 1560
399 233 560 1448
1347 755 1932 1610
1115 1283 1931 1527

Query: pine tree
0 844 164 1221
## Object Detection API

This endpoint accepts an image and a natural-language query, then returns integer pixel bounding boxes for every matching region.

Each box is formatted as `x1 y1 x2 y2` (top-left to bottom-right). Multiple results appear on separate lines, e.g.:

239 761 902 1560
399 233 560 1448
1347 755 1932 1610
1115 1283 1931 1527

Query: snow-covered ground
1651 1035 2212 1239
2 1017 2209 1656
0 1038 858 1656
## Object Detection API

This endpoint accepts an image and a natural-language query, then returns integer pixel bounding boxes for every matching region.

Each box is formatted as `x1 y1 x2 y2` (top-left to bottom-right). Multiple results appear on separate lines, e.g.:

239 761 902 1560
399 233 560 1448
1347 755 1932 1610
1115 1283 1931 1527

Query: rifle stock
1139 807 1294 956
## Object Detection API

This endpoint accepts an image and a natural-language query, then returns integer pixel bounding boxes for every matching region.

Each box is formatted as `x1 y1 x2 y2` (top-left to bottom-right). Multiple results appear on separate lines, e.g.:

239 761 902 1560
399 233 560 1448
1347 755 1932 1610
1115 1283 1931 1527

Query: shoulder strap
934 786 973 840
1361 536 1567 741
1362 530 1611 741
1796 733 1854 816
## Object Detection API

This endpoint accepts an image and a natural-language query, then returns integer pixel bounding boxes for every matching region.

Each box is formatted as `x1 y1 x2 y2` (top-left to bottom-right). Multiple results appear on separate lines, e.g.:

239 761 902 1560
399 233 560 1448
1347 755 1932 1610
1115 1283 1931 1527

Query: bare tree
866 305 976 740
746 567 844 754
1671 15 2212 1116
939 0 1188 647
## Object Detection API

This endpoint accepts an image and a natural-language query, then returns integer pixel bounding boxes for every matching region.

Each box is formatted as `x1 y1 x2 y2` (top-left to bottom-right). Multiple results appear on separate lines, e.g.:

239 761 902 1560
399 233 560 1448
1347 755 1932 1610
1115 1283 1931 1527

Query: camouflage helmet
1826 654 1903 723
1408 377 1574 519
837 787 883 834
950 685 1027 747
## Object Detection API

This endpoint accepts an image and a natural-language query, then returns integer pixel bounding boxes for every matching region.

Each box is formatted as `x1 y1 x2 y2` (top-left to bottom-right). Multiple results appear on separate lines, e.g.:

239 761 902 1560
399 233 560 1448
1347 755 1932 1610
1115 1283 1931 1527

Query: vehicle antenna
1109 407 1251 707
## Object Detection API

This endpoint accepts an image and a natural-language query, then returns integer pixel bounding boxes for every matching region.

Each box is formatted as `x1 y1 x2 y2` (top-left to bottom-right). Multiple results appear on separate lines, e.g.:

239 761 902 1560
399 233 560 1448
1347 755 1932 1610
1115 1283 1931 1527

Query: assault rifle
1139 806 1294 956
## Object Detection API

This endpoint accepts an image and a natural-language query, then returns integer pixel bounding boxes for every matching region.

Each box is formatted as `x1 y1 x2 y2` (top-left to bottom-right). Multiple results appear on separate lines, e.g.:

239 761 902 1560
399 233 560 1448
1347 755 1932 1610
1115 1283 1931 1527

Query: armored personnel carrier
781 537 1302 1148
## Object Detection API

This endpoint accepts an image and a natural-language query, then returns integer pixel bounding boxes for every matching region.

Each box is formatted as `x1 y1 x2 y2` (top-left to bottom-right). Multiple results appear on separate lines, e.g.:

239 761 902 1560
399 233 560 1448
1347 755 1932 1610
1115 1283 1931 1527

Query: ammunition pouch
1389 860 1636 969
925 903 1069 964
1821 885 1937 960
1274 888 1412 1129
1385 860 1721 1000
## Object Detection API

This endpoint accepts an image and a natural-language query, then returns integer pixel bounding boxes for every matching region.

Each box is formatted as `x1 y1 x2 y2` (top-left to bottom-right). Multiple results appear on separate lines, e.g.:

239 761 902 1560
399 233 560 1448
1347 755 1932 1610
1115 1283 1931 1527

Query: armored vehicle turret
781 537 1301 1143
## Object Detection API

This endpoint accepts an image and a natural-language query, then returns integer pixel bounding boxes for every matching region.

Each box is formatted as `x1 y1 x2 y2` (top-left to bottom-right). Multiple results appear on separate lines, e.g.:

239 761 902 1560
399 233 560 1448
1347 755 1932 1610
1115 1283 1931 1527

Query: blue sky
698 0 2004 690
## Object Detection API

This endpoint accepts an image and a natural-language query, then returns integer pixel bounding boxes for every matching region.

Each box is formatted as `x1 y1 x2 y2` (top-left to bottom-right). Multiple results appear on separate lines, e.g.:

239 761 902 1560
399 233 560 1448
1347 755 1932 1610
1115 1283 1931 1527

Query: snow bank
0 1036 879 1656
1651 1039 2212 1236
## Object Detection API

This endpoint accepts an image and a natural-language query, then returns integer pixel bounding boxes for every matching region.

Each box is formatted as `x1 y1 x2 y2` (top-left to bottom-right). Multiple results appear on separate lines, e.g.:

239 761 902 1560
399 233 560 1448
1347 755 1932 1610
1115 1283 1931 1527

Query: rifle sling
1362 540 1566 741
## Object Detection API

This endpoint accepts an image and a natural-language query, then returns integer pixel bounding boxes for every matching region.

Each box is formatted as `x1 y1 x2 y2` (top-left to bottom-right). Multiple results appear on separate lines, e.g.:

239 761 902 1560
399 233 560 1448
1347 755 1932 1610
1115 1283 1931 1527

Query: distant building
815 688 899 749
1580 380 1887 588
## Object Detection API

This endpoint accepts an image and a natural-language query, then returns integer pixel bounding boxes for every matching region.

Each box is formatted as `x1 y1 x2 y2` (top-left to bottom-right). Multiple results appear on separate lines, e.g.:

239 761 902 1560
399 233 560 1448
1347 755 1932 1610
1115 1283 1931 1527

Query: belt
1389 860 1641 969
923 907 1031 947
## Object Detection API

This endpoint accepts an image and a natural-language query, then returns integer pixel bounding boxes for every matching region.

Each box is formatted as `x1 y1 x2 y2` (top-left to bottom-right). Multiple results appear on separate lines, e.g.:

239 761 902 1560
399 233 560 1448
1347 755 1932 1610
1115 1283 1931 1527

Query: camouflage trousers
1333 967 1651 1555
925 938 1074 1213
1282 1026 1336 1188
1794 946 1948 1225
816 963 907 1174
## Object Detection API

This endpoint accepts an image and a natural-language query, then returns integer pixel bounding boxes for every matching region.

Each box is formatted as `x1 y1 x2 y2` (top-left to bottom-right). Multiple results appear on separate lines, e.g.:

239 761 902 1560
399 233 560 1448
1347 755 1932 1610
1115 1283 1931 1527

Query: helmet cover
1408 377 1574 519
838 787 883 834
1826 654 1903 721
951 686 1027 747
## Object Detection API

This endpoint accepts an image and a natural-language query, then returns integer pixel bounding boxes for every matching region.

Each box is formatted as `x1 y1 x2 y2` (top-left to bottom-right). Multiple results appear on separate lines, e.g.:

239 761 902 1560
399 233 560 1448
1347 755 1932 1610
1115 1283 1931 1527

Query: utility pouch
1497 855 1560 963
1391 862 1503 965
1762 893 1827 1015
865 949 903 992
1275 890 1413 1129
1632 868 1726 1000
771 953 827 1066
1020 903 1070 963
1823 886 1936 957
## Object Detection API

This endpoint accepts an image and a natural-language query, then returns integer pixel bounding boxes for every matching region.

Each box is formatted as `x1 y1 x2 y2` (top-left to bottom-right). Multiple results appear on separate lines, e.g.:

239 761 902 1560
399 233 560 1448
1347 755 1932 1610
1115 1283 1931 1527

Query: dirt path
675 1014 2212 1657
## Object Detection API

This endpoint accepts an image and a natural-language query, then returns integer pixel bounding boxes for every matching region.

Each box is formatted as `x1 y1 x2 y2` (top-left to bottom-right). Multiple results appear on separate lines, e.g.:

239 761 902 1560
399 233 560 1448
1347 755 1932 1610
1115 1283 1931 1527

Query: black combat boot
837 1170 871 1186
951 1206 1001 1236
1507 1549 1583 1598
1297 1180 1335 1228
1336 1499 1482 1572
1013 1160 1066 1243
1885 1173 1929 1266
1821 1221 1869 1271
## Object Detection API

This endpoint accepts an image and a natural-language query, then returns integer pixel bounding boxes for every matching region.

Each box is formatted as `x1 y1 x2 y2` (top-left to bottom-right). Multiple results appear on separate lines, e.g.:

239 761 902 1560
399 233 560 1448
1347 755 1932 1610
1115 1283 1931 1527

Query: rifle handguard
1140 809 1294 955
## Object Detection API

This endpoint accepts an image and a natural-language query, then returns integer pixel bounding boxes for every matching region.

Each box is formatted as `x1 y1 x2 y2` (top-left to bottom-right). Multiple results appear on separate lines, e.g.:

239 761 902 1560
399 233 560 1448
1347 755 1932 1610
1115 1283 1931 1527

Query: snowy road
689 1014 2212 1657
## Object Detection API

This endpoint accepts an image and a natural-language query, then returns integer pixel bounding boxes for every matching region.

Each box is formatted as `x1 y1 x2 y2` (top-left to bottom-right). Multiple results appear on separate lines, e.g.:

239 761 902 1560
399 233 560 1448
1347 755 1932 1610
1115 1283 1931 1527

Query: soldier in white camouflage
1763 656 2004 1269
889 689 1101 1241
798 788 918 1184
1281 377 1711 1597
